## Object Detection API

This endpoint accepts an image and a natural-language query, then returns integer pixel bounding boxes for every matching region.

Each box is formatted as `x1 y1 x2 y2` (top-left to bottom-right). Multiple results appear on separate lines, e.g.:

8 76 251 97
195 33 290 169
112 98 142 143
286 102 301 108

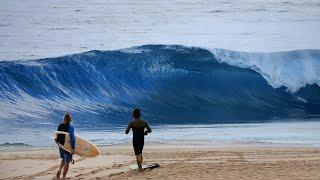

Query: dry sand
1 142 320 180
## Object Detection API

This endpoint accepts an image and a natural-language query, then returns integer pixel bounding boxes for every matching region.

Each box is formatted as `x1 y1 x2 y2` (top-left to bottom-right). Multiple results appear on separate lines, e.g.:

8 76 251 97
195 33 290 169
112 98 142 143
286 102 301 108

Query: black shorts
133 139 144 155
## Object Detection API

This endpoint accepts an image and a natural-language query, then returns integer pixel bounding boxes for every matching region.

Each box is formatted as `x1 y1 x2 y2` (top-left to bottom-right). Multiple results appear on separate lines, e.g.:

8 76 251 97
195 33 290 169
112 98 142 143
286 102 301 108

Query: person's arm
144 122 152 135
69 126 76 153
125 122 132 134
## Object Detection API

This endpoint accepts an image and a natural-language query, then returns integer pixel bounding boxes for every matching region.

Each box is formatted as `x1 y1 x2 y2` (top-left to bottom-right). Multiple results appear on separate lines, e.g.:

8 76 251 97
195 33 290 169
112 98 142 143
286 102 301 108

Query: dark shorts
59 147 72 163
133 139 144 155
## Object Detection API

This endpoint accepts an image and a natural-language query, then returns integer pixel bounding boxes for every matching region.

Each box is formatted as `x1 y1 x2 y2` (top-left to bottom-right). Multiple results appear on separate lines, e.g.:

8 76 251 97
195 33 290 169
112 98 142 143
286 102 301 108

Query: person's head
63 113 72 124
132 108 141 119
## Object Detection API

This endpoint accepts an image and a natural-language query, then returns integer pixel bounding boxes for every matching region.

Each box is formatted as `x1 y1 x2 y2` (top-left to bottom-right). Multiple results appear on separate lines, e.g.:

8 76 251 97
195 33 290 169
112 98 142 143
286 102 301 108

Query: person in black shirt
125 108 152 172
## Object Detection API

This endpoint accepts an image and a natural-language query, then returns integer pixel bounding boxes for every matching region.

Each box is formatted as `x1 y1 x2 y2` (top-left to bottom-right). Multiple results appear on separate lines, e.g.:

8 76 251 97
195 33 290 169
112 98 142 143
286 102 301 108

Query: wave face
0 45 319 128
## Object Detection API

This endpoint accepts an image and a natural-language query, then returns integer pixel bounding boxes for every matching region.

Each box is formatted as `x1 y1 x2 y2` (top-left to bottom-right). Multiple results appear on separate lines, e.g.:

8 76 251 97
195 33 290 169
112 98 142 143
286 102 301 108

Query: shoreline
2 121 320 150
1 141 320 179
1 139 318 153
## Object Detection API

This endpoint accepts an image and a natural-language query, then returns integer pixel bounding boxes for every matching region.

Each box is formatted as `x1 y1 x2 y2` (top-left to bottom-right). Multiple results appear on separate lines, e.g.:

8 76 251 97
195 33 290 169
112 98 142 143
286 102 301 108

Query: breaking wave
0 45 319 128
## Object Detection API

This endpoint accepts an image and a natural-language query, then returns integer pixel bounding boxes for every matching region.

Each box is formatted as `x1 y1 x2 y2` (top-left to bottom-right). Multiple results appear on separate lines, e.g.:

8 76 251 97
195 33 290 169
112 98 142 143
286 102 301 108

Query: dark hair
63 113 72 124
132 108 141 119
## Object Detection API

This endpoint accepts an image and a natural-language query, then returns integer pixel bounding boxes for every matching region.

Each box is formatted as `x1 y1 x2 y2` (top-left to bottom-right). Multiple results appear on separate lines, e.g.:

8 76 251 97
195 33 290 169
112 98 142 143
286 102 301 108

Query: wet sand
1 143 320 179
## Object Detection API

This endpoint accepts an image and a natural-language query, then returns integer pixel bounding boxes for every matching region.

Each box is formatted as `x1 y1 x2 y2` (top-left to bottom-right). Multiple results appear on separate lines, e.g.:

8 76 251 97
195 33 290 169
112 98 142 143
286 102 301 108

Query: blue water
0 45 319 129
0 45 320 147
1 121 320 148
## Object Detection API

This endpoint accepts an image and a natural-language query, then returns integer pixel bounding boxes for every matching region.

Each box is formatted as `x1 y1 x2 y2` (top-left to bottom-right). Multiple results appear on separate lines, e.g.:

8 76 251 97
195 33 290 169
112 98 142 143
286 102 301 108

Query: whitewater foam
210 48 320 93
1 121 320 148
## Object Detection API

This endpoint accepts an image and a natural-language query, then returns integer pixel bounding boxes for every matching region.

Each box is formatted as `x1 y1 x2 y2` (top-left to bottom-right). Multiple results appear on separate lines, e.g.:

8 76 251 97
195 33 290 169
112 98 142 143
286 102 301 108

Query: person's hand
71 149 75 155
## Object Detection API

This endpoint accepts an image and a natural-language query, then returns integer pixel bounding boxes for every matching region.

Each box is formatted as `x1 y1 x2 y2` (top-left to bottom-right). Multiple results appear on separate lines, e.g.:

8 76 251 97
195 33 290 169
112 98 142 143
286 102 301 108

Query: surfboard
54 131 101 157
130 163 160 170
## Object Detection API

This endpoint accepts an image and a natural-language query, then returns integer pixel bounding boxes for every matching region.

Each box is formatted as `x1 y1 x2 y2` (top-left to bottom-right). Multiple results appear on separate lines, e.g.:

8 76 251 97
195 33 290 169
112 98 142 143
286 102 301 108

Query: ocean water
1 121 320 149
0 45 319 148
0 0 320 148
1 0 320 60
1 45 319 126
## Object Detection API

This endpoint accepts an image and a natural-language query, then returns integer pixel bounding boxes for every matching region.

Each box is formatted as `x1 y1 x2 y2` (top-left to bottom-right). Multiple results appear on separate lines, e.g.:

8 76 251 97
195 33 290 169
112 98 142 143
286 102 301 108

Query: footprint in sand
112 164 122 168
75 173 83 177
91 169 99 174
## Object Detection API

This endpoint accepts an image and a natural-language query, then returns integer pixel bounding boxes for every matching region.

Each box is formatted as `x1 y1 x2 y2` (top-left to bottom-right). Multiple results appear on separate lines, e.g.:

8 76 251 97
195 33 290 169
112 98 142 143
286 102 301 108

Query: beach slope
1 143 320 180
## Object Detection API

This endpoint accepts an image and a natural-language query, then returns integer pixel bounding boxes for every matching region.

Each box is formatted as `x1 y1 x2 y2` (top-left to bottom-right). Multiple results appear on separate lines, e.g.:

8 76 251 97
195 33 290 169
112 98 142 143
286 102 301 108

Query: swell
0 45 319 128
0 142 32 147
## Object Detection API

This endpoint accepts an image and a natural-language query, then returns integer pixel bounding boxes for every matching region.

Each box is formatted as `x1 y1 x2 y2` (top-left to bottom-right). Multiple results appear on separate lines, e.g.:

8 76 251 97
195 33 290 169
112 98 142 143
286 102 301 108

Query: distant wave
0 142 32 147
0 45 319 128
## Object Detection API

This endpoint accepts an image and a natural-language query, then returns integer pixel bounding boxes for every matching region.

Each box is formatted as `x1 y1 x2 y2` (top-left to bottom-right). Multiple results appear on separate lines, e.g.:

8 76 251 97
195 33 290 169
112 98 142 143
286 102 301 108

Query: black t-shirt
56 123 69 145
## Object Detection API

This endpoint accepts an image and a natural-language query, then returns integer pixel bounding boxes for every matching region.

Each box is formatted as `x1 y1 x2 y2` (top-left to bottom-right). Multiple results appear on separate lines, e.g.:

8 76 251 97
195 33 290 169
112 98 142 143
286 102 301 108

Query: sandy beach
1 142 320 180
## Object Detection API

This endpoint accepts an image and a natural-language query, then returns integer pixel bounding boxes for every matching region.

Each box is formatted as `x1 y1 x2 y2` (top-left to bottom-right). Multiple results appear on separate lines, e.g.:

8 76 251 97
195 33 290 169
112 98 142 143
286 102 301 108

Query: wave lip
0 45 319 126
210 48 320 93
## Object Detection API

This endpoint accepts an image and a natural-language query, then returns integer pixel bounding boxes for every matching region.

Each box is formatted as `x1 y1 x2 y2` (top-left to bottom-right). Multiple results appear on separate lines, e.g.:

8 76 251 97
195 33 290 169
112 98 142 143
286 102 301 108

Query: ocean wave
0 142 32 147
210 48 320 93
0 45 319 127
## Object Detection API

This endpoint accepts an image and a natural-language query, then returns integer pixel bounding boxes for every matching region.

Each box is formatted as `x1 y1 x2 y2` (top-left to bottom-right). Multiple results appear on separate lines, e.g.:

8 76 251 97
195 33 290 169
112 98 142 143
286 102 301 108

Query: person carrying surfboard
125 108 152 172
55 113 75 179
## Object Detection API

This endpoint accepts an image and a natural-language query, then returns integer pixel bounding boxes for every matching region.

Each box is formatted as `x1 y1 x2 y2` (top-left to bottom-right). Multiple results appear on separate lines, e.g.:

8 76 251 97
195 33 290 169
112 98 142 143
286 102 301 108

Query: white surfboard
130 163 160 170
54 131 101 157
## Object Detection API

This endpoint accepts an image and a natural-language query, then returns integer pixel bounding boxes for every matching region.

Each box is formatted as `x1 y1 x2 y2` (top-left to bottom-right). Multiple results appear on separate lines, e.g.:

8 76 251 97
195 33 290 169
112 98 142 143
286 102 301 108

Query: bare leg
56 159 64 179
135 155 142 172
141 154 143 165
138 154 143 172
62 162 70 179
135 155 139 164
